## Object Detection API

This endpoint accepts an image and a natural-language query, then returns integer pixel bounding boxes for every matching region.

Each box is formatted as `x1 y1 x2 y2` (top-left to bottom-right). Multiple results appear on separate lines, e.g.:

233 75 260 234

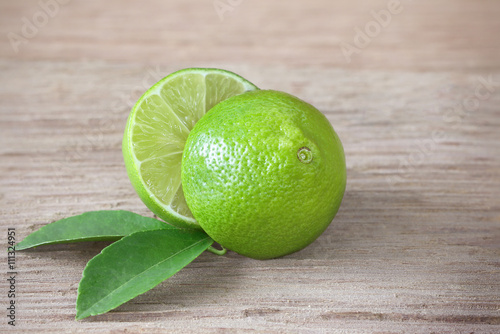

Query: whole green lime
181 90 346 259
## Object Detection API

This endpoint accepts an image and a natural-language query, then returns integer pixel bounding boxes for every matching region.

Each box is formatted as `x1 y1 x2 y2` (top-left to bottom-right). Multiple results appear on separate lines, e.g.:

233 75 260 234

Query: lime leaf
75 229 213 320
16 210 174 250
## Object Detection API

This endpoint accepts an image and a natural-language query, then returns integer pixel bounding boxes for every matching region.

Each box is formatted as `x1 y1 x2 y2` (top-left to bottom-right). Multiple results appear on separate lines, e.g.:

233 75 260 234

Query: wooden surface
1 0 499 332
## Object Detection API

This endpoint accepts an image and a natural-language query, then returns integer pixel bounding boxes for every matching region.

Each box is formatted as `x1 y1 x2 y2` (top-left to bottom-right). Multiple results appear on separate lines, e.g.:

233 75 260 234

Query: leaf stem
207 245 227 256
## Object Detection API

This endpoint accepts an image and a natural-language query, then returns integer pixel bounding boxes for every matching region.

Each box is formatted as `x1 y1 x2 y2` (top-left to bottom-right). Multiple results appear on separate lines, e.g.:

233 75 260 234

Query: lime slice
123 68 259 229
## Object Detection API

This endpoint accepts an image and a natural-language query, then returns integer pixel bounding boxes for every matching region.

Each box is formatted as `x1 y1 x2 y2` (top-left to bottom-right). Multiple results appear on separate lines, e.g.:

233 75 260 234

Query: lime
123 68 259 229
181 90 346 259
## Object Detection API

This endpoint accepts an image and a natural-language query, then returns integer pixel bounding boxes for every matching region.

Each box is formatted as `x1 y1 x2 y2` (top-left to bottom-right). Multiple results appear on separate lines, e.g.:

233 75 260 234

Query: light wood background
1 0 499 333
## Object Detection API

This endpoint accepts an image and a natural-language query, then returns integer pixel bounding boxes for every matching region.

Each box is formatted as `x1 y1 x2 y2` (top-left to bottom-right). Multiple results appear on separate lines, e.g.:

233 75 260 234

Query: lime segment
123 68 258 229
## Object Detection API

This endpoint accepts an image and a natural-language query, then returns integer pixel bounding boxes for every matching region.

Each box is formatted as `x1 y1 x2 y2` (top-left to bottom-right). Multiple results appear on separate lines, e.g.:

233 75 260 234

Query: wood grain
1 0 499 333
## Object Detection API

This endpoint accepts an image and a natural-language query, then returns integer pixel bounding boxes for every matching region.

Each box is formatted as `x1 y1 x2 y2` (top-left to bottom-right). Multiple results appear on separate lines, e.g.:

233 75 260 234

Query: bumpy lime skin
181 90 346 259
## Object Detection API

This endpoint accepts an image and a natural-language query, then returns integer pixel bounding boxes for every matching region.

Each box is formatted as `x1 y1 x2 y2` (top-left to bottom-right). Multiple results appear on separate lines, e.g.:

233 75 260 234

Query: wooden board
1 0 499 332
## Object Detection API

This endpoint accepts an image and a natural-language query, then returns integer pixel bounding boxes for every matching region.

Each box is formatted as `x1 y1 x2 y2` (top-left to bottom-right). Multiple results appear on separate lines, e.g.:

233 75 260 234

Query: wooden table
1 0 499 332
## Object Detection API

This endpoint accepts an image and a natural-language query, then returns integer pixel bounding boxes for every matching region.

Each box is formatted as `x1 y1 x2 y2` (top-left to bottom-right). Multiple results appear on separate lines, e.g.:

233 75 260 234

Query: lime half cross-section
123 68 258 229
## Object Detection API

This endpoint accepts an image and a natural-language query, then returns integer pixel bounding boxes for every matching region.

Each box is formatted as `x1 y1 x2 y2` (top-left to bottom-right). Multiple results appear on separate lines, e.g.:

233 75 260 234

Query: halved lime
123 68 259 229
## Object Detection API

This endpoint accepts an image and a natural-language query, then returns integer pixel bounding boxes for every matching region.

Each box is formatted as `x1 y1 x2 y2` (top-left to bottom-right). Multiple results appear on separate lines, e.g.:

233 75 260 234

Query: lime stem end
207 245 227 256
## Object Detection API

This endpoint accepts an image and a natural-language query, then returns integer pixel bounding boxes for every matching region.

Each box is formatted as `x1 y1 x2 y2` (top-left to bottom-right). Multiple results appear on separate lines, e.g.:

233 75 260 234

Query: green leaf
76 229 213 319
16 210 175 250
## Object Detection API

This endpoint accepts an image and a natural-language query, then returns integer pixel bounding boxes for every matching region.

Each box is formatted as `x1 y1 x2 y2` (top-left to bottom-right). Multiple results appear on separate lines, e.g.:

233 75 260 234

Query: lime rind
181 90 346 258
123 68 258 229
